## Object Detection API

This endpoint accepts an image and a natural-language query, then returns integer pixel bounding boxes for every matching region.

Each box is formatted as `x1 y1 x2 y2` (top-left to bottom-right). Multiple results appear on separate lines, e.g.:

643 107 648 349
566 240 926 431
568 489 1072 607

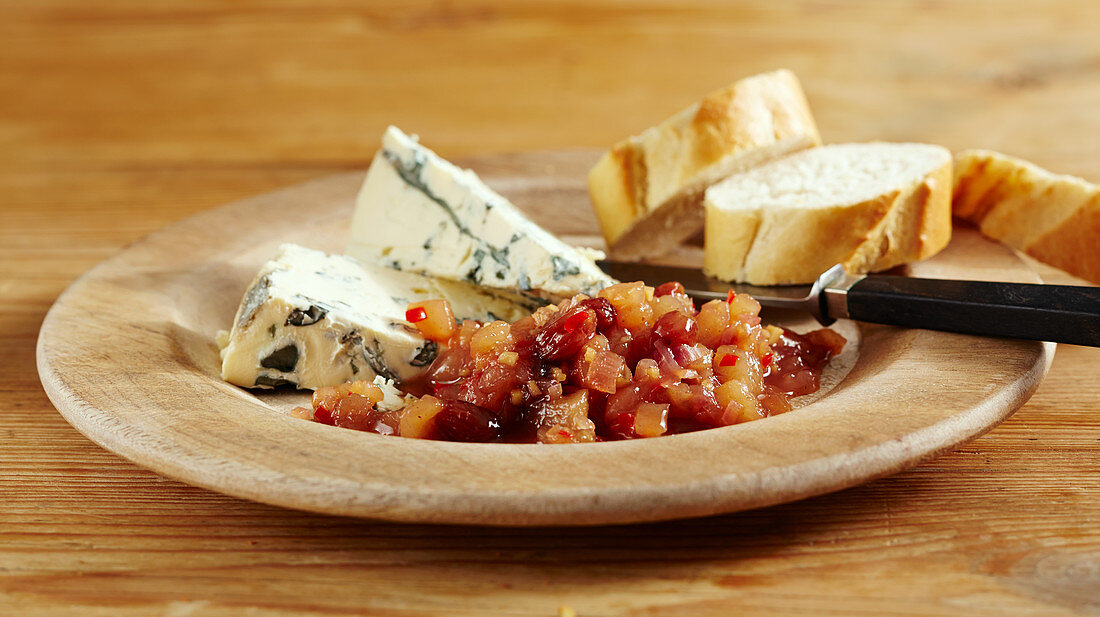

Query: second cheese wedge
349 126 615 301
703 143 953 285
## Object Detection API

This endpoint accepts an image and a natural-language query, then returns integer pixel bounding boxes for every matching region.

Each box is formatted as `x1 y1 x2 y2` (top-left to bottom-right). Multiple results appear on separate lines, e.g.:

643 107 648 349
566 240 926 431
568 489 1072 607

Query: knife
596 261 1100 347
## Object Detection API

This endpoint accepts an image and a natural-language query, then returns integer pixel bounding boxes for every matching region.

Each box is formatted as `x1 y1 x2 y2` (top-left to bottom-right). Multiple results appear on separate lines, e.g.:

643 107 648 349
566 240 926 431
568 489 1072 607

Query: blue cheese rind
220 244 538 389
348 126 617 300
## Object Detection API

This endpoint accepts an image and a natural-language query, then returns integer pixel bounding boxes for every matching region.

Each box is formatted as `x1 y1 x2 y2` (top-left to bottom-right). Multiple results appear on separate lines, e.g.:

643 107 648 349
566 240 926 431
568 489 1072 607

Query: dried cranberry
624 329 655 367
312 406 334 426
654 311 697 346
578 297 617 331
654 281 686 297
586 390 610 433
535 308 596 359
604 411 637 440
434 400 502 442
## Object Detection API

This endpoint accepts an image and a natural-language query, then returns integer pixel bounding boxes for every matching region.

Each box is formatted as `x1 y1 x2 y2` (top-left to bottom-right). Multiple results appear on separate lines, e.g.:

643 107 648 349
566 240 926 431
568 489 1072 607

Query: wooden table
4 1 1098 614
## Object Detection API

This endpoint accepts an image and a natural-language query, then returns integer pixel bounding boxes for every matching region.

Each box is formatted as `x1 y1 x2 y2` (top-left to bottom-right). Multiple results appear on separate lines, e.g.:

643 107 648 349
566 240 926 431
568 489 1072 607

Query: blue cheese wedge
347 126 616 300
220 244 540 390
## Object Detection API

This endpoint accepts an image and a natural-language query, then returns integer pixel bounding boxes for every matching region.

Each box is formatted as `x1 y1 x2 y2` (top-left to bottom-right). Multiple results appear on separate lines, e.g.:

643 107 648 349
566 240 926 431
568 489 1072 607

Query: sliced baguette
953 149 1100 284
703 143 952 285
588 69 821 260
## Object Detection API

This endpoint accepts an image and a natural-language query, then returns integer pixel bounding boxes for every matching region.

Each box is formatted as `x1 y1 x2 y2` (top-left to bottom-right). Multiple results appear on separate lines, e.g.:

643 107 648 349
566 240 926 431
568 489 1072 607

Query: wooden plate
36 150 1053 526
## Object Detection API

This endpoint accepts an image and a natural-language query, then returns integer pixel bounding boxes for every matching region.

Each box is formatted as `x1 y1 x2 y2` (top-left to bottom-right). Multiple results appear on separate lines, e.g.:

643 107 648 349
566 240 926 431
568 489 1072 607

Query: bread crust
588 69 821 260
1026 200 1100 283
703 144 953 285
953 149 1100 284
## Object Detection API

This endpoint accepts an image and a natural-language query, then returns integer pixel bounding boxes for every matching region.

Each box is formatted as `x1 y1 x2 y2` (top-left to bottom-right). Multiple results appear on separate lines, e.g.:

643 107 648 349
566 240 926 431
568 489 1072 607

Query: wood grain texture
4 0 1099 614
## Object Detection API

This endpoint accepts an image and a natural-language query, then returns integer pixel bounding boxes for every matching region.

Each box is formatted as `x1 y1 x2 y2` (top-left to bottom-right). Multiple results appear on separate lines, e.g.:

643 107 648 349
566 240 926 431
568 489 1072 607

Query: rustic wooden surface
3 0 1099 614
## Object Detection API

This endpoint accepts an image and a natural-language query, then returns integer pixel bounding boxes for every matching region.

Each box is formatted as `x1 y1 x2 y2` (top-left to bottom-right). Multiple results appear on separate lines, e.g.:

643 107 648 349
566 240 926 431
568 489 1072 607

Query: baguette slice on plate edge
703 143 953 285
953 149 1100 285
588 69 822 261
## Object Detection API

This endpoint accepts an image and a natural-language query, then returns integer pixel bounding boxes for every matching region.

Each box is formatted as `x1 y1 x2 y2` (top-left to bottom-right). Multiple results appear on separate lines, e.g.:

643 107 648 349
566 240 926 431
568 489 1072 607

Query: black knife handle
845 276 1100 346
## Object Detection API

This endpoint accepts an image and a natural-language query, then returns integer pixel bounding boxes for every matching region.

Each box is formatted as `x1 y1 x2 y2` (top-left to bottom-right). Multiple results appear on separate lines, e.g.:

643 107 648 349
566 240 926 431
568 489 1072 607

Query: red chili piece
405 306 428 323
726 290 737 304
718 353 738 367
760 353 774 369
313 406 334 425
562 310 590 334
